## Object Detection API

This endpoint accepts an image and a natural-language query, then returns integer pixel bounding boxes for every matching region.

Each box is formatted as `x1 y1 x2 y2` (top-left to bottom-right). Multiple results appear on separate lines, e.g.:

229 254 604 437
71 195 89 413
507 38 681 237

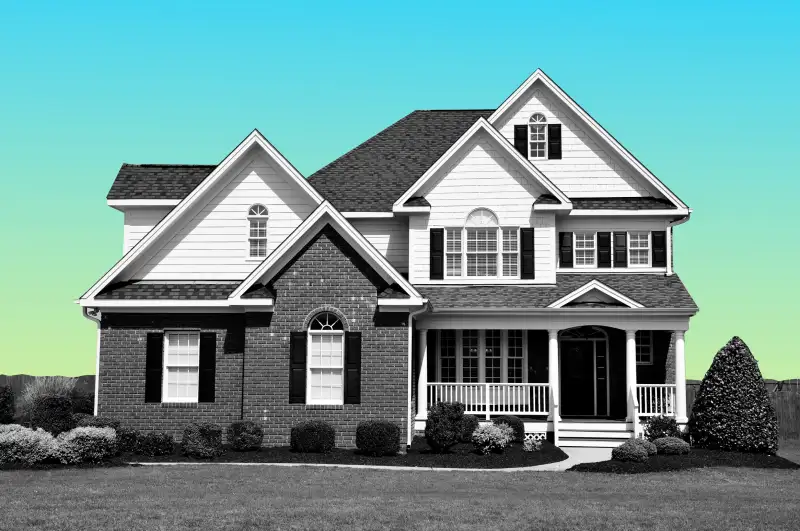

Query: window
163 332 199 403
248 204 268 258
444 209 520 279
636 330 653 365
462 330 479 383
484 331 502 383
629 232 651 267
435 330 528 384
466 228 498 276
439 330 457 383
529 113 547 158
307 313 344 404
574 232 596 267
507 331 524 383
445 229 462 277
502 229 519 277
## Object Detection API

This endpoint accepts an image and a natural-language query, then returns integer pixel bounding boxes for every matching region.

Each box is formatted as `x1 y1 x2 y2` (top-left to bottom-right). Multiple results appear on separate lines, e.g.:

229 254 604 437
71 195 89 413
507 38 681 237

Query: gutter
82 307 102 416
407 305 428 450
666 210 692 276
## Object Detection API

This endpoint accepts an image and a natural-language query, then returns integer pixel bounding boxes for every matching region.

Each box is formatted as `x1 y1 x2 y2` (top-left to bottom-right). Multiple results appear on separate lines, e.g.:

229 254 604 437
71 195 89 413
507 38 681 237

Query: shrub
471 423 513 455
58 427 117 463
458 415 480 443
642 415 682 441
72 413 92 425
116 427 138 453
290 420 335 453
0 427 60 465
0 385 15 424
631 437 658 456
424 402 464 453
522 438 542 452
492 415 525 443
688 336 779 454
182 423 224 459
70 390 95 415
654 436 690 455
356 420 400 456
76 416 122 431
0 424 25 434
31 395 75 435
227 421 264 451
18 376 76 419
611 440 648 462
135 432 174 456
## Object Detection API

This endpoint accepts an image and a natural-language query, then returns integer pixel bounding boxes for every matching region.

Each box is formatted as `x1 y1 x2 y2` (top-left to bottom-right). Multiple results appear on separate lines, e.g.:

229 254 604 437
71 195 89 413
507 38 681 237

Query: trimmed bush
182 423 224 459
631 437 658 456
227 421 264 451
611 440 648 462
70 390 95 415
688 336 779 454
0 385 15 424
492 415 525 443
471 423 513 455
57 427 117 463
0 427 60 465
135 432 174 456
654 436 690 455
115 427 138 453
522 438 542 452
459 414 480 443
642 415 682 442
424 401 465 453
356 420 400 456
31 395 75 435
76 416 122 431
290 420 335 453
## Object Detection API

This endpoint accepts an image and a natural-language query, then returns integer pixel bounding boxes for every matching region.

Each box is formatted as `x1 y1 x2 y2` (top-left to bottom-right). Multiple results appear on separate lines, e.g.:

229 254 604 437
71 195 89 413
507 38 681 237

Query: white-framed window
307 312 344 405
574 232 596 267
507 330 524 383
163 332 200 403
439 330 457 383
529 113 547 159
466 228 498 277
502 229 519 277
445 229 462 277
248 204 269 259
443 209 520 279
435 330 529 384
484 330 502 383
628 232 651 267
636 330 653 365
461 330 480 383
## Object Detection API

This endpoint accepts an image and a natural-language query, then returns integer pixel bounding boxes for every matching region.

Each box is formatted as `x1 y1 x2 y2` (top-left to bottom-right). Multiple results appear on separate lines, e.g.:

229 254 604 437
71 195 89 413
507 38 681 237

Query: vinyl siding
123 207 171 254
350 218 409 273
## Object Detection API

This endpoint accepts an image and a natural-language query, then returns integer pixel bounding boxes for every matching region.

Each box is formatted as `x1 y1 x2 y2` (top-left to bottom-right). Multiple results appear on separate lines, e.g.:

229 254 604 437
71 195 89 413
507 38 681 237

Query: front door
560 340 595 416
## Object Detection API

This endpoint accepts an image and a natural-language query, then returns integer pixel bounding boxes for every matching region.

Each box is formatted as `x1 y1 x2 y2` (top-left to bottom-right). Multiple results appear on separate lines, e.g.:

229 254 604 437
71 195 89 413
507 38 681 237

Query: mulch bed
126 437 569 469
569 448 800 474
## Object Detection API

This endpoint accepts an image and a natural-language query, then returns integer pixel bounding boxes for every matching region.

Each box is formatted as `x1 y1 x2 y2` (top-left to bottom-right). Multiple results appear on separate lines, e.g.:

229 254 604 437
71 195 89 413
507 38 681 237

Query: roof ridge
121 163 218 168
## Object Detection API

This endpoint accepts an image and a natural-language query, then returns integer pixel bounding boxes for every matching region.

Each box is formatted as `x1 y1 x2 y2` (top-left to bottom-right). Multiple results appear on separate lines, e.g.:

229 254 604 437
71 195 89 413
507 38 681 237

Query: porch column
548 329 560 421
674 331 688 424
625 330 638 422
417 329 428 418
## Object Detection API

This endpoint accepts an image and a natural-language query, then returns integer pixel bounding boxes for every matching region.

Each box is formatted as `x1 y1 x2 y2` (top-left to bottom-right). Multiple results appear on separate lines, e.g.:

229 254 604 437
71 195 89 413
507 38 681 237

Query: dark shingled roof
534 194 561 205
572 197 676 210
241 284 276 299
308 110 493 212
404 196 431 208
96 281 239 300
416 274 696 311
107 164 216 200
378 285 410 299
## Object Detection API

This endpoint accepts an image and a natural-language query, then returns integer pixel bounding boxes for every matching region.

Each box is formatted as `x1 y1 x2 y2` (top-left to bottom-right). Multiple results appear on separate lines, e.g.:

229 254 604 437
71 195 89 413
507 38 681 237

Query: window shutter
513 124 528 157
145 332 163 403
430 228 444 280
198 332 216 403
344 331 361 405
547 124 562 159
289 332 307 404
652 230 667 267
520 228 535 279
597 232 612 268
559 232 573 268
613 232 628 268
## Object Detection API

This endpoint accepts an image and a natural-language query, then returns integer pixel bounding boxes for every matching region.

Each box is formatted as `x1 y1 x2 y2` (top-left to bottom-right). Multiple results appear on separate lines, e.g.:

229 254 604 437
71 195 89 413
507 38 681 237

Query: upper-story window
445 209 518 278
559 230 665 269
574 232 596 267
248 204 268 258
529 113 547 159
628 232 651 267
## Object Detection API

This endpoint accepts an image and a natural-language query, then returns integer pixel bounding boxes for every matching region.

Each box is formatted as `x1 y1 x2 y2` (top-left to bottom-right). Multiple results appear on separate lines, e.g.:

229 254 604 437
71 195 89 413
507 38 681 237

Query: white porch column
626 330 638 422
674 331 688 423
548 329 560 421
417 329 428 418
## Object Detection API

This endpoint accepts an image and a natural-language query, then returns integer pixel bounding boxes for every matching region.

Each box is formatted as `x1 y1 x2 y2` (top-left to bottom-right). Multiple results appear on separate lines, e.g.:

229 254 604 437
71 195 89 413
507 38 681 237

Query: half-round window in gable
249 204 268 217
465 208 498 227
529 113 547 159
308 312 344 331
248 204 269 258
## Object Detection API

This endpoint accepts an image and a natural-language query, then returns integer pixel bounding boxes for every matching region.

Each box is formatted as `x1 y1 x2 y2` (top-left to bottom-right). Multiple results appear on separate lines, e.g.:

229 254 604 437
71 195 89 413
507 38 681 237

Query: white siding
351 218 408 273
494 80 653 198
558 217 669 233
122 207 171 254
133 153 315 280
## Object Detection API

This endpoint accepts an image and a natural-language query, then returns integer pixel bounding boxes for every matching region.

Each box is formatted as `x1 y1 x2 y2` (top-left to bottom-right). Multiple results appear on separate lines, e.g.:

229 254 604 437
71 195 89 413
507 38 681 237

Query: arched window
248 204 268 258
444 209 519 278
529 113 547 159
307 312 344 404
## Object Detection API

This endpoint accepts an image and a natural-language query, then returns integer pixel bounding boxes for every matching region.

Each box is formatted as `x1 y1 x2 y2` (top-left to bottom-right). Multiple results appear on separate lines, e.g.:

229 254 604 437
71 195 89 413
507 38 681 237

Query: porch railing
427 383 549 419
636 384 677 417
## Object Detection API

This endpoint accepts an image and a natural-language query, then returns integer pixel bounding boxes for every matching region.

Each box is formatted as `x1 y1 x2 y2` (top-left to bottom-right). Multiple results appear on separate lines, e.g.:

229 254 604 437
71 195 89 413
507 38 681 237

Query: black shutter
145 332 163 403
344 332 361 404
597 232 612 268
652 231 667 267
559 232 573 268
613 232 628 268
289 332 307 404
514 124 528 157
430 228 444 280
198 333 216 403
520 228 535 279
547 124 562 159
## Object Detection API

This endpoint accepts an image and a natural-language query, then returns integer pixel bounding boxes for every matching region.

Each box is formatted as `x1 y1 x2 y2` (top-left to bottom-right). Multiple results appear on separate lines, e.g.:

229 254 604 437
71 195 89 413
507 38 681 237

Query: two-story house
79 70 697 448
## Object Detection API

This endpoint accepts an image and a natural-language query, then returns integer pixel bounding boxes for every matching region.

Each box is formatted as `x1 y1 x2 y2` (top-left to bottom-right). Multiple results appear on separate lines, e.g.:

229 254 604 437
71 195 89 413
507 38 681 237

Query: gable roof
308 110 492 212
547 279 643 309
107 164 216 200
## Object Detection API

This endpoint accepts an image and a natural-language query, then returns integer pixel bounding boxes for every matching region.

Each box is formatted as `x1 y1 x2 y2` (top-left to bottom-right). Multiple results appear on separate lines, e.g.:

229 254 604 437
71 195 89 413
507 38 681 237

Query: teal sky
0 1 798 379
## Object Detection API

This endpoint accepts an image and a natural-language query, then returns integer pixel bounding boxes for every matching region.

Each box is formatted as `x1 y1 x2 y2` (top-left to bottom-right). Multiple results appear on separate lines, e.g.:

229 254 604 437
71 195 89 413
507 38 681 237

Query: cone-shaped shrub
688 336 778 454
0 386 14 424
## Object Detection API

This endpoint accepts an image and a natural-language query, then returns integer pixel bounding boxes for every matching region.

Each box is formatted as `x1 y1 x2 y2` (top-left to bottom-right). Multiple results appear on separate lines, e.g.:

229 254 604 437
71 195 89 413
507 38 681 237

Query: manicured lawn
778 438 800 464
2 466 799 530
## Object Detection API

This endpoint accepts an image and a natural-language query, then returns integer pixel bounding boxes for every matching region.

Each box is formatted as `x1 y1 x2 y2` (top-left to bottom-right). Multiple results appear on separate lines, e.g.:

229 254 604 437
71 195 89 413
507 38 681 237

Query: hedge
355 420 400 456
227 421 264 451
425 402 464 453
290 420 335 453
182 423 224 459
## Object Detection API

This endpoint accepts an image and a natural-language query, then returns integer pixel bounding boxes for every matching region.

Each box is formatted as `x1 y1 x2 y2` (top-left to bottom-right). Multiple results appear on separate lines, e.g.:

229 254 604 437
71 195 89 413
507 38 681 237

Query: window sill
305 404 344 410
161 402 199 408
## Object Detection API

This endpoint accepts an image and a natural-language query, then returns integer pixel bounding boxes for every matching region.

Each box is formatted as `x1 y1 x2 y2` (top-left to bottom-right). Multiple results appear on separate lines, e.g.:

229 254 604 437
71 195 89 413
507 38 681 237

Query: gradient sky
0 1 798 379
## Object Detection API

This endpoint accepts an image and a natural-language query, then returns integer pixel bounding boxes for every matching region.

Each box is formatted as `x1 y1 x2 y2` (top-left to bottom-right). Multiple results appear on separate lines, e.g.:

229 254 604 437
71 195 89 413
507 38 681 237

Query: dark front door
560 340 595 416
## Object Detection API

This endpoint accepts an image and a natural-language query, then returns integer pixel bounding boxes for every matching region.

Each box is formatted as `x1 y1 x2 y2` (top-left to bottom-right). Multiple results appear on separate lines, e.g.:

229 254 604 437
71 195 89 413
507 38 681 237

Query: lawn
2 466 799 530
778 438 800 464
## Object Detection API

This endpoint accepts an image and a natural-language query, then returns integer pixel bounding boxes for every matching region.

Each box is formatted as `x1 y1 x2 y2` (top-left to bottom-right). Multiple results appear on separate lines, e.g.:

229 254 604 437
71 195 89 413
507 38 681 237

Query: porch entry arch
558 326 610 417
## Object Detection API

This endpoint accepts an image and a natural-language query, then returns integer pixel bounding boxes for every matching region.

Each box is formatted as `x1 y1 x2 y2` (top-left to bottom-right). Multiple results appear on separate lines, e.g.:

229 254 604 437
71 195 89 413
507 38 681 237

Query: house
79 69 697 448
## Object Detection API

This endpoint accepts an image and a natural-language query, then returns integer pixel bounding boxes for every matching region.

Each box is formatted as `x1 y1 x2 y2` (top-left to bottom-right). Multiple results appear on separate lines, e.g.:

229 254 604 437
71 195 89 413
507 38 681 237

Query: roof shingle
96 281 238 300
107 164 216 200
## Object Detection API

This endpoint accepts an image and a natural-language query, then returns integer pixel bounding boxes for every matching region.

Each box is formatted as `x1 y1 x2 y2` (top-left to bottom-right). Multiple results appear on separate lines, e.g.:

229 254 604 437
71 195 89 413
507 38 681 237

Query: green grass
779 438 800 464
2 466 799 530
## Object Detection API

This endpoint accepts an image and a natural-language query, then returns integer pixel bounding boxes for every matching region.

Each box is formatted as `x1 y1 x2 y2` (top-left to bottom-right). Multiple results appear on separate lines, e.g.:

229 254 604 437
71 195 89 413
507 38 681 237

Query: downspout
407 304 428 449
82 307 102 416
666 212 691 276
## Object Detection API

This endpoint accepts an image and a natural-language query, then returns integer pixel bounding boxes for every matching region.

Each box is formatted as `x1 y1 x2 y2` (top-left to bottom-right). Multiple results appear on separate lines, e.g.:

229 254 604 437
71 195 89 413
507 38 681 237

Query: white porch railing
636 384 677 417
427 383 549 419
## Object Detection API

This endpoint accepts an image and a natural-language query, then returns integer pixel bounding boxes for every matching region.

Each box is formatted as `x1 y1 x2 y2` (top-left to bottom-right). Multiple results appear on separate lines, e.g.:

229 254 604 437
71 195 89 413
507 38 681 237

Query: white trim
573 231 597 269
306 326 345 406
568 209 690 216
627 231 651 268
393 206 431 214
488 69 688 210
555 268 666 274
107 199 181 210
162 331 200 404
392 118 572 211
80 299 274 308
342 212 395 218
377 299 426 307
532 203 570 211
547 279 644 309
558 327 610 417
